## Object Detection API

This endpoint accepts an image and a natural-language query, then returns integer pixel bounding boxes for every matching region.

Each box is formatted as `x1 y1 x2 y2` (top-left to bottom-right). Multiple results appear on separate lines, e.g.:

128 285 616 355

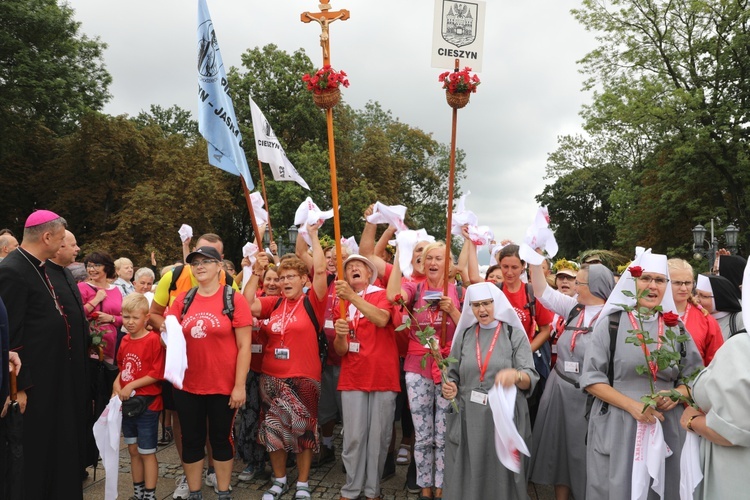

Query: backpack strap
169 265 185 293
222 285 235 321
182 285 235 321
729 312 747 337
302 295 321 332
524 283 536 319
560 304 587 335
606 314 619 386
181 287 199 320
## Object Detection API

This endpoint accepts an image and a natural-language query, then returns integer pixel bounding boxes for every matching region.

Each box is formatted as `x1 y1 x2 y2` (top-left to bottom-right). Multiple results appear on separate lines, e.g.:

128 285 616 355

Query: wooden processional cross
301 2 349 318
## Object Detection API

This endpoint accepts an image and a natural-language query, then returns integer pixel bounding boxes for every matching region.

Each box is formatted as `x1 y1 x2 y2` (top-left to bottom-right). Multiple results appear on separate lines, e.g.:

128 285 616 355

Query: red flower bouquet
302 65 350 95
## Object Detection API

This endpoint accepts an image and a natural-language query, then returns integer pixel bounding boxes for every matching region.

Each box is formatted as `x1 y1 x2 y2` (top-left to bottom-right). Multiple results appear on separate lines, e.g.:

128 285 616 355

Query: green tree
544 0 750 255
0 0 111 138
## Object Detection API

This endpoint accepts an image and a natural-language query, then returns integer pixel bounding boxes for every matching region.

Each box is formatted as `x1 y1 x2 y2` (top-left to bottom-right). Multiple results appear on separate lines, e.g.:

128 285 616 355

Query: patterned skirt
234 370 267 465
258 374 320 453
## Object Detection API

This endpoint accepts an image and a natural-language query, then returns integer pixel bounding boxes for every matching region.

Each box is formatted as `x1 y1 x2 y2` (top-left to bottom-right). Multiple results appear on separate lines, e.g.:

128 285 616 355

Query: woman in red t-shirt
332 255 399 500
495 244 554 427
166 246 253 497
245 222 328 500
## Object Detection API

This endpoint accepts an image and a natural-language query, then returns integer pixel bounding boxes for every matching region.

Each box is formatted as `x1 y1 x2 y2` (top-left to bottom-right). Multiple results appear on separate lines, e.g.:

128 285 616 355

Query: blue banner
197 0 253 189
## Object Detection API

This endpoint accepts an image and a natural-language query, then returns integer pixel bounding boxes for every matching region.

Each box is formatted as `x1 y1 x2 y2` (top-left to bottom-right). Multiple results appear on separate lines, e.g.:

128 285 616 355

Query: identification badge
274 348 290 360
324 319 334 329
251 344 263 354
349 342 360 353
564 361 579 374
551 343 558 354
470 388 488 406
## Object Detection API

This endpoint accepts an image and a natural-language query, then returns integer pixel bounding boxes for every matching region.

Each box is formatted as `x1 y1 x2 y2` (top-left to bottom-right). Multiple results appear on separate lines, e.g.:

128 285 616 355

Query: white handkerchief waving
241 242 260 290
178 224 193 243
679 431 703 500
519 207 558 265
487 384 530 473
366 202 408 232
341 236 359 256
395 229 435 279
163 316 188 389
249 192 268 226
93 395 122 500
631 420 673 500
451 192 479 236
294 197 334 246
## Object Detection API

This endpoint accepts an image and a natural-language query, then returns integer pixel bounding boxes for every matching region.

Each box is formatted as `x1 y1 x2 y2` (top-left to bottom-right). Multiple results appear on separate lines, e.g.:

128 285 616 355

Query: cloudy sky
67 0 596 256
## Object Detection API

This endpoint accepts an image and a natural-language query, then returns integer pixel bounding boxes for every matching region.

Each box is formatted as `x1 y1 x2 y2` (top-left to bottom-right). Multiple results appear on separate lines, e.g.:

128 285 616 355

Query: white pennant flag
249 96 310 190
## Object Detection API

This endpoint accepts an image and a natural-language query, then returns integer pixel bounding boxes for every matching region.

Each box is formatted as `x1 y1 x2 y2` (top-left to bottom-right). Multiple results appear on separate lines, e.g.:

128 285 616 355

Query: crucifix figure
301 2 350 62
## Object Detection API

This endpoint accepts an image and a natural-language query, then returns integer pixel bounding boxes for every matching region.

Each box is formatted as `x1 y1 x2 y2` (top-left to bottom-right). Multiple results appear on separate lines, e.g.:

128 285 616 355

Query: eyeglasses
696 292 714 300
575 281 589 286
470 299 494 309
636 275 669 286
672 280 694 288
86 263 104 270
278 274 301 282
190 259 219 268
556 275 576 282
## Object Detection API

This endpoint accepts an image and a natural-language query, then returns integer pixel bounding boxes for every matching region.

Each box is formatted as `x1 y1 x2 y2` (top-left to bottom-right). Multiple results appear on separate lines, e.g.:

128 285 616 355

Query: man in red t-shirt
333 255 399 500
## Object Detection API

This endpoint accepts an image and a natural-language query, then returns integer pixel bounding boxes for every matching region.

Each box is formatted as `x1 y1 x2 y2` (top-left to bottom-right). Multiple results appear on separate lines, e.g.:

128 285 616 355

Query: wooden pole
256 159 274 245
440 58 461 347
301 2 349 319
242 177 264 250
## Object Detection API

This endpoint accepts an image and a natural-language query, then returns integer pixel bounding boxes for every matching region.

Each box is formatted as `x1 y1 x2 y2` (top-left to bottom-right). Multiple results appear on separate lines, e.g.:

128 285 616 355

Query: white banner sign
431 0 486 72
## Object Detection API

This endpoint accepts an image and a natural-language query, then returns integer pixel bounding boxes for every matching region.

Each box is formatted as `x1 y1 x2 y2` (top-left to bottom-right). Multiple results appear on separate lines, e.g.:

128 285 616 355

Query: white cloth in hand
178 224 193 243
488 384 530 473
162 316 188 389
93 395 122 500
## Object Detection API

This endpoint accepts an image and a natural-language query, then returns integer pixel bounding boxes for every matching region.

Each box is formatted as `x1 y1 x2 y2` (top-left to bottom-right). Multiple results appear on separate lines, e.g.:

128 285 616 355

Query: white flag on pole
249 96 310 190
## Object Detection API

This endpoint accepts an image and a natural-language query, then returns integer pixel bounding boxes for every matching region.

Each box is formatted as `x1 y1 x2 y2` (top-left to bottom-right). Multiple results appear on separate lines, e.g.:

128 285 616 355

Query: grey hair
134 267 155 281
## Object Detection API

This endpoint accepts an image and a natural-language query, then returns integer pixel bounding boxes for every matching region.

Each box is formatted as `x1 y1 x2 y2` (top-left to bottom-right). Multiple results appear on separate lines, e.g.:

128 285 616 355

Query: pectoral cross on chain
300 2 350 62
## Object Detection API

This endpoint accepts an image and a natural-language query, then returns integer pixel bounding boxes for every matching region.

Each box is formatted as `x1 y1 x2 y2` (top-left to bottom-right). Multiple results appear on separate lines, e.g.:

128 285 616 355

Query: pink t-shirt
401 281 460 379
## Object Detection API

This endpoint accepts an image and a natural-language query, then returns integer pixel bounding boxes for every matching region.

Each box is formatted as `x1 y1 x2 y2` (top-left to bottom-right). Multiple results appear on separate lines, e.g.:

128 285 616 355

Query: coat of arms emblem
441 1 478 48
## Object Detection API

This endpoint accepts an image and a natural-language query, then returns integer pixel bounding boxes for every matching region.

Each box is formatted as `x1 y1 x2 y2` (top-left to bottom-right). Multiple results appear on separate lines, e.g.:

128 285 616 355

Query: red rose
662 311 680 327
90 311 100 319
628 266 643 277
393 294 405 312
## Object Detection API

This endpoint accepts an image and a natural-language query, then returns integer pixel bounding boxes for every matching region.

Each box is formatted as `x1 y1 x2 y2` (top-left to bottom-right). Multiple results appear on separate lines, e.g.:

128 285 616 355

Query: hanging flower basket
446 91 470 109
303 65 349 110
439 67 480 109
312 88 341 110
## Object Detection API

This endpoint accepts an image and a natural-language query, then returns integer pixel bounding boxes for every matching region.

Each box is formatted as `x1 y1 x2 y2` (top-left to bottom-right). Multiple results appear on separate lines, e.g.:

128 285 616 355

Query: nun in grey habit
442 282 539 500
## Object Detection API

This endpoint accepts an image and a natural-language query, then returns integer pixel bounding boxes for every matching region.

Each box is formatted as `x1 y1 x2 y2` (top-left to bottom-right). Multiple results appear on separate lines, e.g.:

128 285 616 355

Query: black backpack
272 296 328 367
181 285 235 321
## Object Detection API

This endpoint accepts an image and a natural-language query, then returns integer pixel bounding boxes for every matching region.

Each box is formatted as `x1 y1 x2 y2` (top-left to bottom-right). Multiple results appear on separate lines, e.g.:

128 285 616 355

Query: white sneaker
205 470 232 494
173 475 189 499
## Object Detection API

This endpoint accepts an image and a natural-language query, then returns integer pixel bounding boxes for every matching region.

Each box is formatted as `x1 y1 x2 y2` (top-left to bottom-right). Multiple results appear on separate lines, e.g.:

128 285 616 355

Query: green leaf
665 329 676 341
621 290 635 298
395 323 409 332
420 356 427 370
635 365 648 375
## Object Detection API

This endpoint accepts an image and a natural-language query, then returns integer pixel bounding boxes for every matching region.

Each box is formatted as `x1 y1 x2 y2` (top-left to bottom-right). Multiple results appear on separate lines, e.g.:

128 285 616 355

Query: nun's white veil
595 249 676 328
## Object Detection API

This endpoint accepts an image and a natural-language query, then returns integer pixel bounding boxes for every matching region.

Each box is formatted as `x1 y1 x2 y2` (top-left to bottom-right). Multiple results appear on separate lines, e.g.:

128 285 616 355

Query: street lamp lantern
725 224 739 250
262 230 270 248
288 224 299 247
692 224 707 248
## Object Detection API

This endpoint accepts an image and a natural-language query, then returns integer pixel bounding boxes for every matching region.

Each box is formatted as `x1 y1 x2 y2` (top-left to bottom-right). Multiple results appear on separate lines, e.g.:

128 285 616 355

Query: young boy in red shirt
114 293 165 500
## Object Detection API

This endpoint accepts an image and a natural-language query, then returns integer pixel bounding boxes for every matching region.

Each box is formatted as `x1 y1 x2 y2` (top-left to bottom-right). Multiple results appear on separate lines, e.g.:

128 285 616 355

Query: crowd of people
1 207 749 500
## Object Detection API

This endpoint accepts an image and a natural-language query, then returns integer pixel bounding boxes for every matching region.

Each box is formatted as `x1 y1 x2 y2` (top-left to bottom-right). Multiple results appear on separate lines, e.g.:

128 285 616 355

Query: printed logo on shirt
121 353 143 382
270 314 298 334
183 312 221 339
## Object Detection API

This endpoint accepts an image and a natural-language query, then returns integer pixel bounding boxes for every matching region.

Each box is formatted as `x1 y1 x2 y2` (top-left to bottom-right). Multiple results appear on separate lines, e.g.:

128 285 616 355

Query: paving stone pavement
83 422 554 499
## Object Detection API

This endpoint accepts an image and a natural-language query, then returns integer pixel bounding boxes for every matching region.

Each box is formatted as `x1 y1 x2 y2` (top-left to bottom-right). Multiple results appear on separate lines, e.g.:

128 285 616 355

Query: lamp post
287 225 299 256
692 220 740 272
